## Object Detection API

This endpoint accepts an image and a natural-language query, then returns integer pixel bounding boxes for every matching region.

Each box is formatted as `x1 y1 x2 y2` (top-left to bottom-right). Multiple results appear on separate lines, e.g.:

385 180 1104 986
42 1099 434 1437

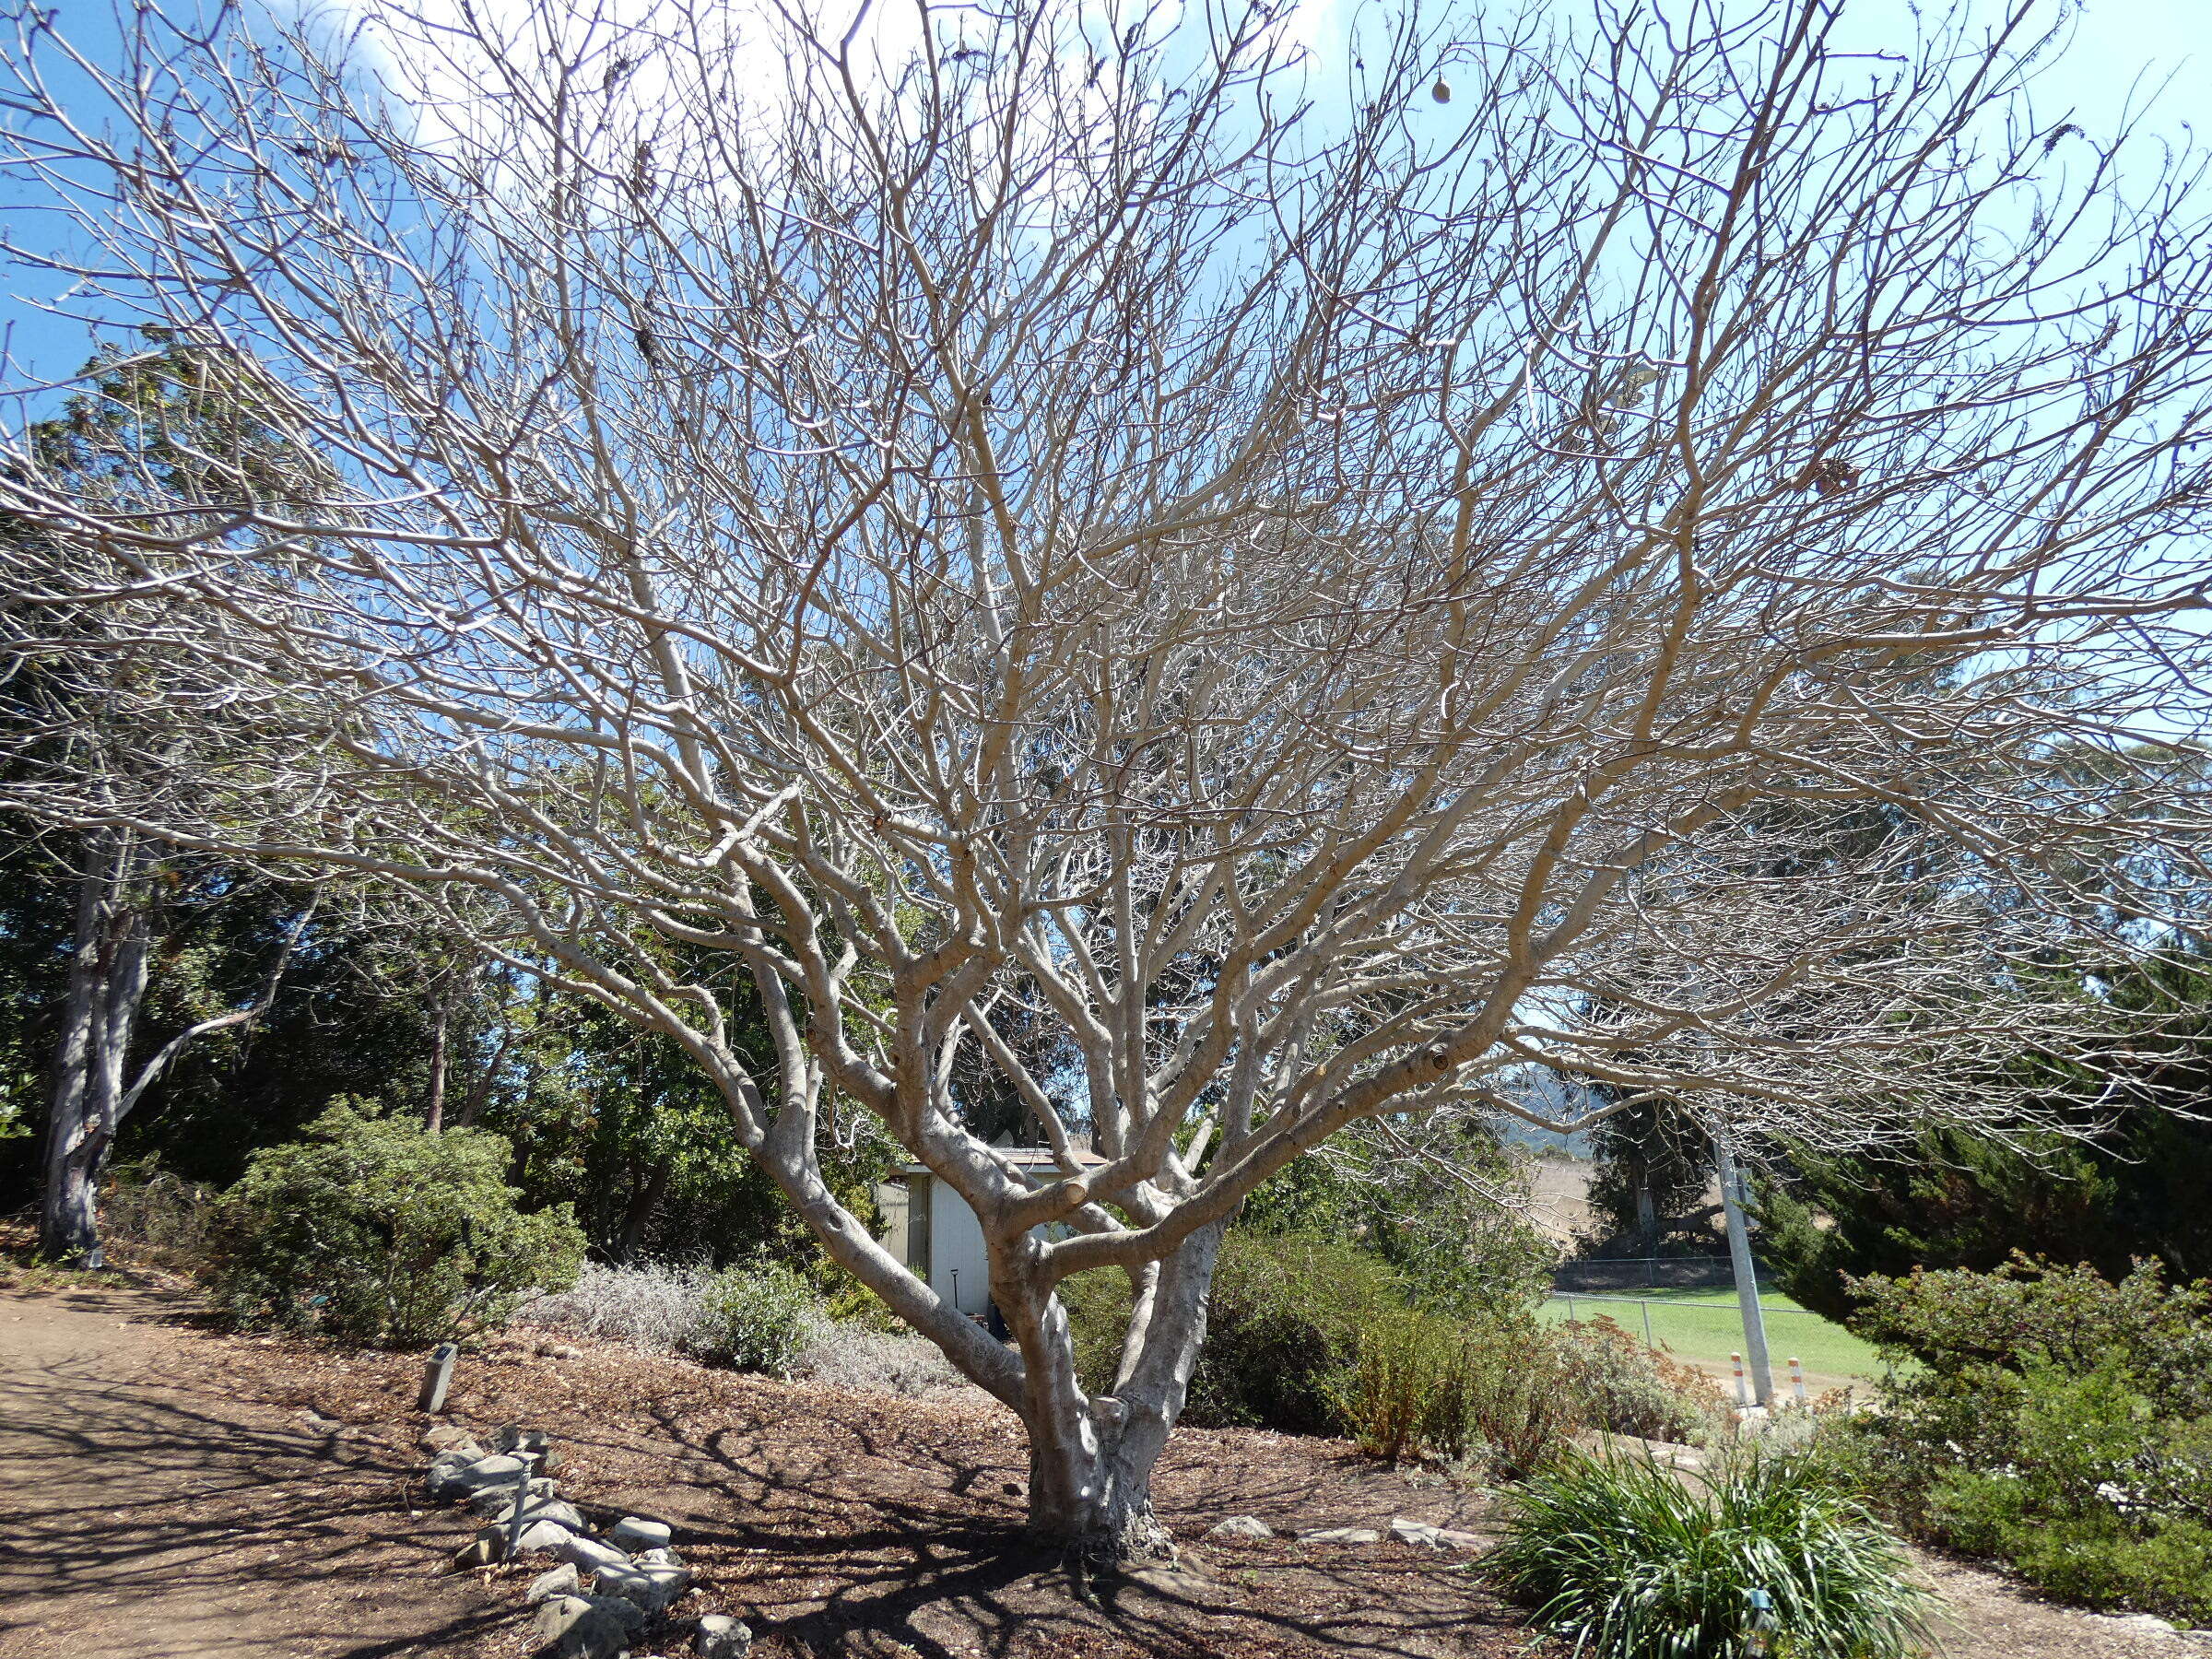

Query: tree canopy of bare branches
4 0 2210 1554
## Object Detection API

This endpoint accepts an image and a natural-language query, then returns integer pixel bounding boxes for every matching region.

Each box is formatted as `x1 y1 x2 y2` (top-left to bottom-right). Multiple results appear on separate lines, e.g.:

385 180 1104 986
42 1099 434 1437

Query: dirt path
0 1279 509 1659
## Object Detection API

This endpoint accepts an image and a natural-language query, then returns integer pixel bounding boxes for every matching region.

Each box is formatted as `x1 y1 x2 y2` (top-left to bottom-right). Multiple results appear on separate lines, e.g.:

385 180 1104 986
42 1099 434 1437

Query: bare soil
0 1265 2197 1659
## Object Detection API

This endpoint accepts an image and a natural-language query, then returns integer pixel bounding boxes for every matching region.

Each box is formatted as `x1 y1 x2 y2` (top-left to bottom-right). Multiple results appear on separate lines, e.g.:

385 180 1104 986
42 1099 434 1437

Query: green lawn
1539 1284 1887 1383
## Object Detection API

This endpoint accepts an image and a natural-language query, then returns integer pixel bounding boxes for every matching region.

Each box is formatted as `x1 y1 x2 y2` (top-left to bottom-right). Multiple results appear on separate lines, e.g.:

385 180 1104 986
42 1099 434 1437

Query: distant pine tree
1758 951 2212 1322
1579 1086 1717 1258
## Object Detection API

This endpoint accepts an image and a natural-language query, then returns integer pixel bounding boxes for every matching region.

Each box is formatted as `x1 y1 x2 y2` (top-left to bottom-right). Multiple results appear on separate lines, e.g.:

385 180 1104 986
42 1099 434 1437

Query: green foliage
483 967 896 1271
1329 1312 1573 1477
1915 1362 2212 1622
1850 1254 2212 1417
1488 1446 1933 1659
1755 1125 2202 1324
201 1102 584 1346
1841 1256 2212 1624
679 1260 824 1375
1579 1088 1718 1256
1063 1230 1413 1433
1237 1117 1557 1319
1758 951 2212 1323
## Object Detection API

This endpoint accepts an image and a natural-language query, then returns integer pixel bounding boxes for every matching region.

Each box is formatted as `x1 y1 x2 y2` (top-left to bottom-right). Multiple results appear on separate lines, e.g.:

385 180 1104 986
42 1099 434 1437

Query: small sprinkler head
1430 76 1453 103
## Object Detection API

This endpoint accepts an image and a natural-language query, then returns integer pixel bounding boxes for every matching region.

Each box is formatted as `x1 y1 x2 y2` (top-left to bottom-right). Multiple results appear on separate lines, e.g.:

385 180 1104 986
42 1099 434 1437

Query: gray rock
466 1475 552 1509
423 1451 481 1501
1298 1526 1382 1546
527 1563 582 1605
595 1559 689 1615
551 1533 633 1575
609 1515 674 1553
639 1547 684 1568
421 1425 486 1458
1206 1515 1274 1540
533 1594 630 1659
428 1452 530 1502
695 1614 753 1658
584 1594 648 1636
468 1488 585 1533
1387 1517 1482 1550
513 1519 588 1555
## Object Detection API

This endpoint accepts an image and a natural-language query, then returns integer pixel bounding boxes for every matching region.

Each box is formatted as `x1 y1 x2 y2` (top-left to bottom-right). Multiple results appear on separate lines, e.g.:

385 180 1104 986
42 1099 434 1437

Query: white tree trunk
40 830 152 1266
1001 1225 1224 1557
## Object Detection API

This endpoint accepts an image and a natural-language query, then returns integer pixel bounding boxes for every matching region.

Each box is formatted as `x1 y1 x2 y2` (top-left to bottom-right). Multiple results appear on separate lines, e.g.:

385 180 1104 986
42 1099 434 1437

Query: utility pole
1714 1131 1773 1408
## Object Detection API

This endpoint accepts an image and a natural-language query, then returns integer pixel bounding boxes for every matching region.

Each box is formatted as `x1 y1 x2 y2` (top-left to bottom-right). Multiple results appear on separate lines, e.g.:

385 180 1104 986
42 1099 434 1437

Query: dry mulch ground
0 1248 2198 1659
0 1264 1543 1659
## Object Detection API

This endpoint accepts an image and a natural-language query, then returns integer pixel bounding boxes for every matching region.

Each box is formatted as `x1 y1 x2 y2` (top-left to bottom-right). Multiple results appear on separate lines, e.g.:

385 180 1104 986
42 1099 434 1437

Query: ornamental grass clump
1487 1445 1932 1659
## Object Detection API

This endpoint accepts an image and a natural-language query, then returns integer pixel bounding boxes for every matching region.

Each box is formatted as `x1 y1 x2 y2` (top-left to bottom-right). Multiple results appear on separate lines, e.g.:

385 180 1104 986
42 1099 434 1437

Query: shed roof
895 1143 1104 1178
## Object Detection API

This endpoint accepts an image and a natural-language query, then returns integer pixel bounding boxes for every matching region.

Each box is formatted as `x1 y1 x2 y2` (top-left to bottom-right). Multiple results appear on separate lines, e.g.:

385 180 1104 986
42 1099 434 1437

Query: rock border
417 1423 752 1659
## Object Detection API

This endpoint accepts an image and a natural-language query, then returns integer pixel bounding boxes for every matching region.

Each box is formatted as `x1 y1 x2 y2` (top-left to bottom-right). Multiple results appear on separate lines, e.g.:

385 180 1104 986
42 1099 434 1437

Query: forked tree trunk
40 830 154 1266
1005 1224 1225 1561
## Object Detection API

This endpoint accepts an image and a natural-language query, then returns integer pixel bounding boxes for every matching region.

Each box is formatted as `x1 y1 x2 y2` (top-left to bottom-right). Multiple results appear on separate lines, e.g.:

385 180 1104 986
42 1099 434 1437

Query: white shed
876 1146 1101 1319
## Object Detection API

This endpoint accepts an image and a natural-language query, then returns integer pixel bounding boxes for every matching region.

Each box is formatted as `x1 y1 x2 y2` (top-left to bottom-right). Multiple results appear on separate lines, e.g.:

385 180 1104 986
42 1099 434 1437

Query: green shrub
1850 1253 2212 1416
1908 1361 2212 1623
202 1102 584 1346
1556 1315 1729 1446
681 1260 823 1375
1330 1313 1575 1477
1062 1230 1411 1433
1488 1446 1933 1659
1843 1256 2212 1624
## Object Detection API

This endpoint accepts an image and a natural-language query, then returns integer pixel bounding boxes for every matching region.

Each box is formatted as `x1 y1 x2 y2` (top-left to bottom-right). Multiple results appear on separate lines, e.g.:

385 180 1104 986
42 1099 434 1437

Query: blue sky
2 0 2208 394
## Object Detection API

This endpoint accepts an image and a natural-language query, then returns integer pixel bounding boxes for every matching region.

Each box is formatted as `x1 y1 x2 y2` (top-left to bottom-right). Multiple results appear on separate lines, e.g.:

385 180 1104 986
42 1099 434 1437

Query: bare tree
4 0 2211 1553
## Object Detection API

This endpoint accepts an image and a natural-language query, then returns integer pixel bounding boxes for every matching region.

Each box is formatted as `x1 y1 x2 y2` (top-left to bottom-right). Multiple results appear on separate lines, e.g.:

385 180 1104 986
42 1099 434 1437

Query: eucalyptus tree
2 343 323 1262
4 0 2211 1554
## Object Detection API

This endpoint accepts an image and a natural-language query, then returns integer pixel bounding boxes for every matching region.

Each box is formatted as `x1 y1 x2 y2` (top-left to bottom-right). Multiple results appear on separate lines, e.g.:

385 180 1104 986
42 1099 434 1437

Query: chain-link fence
1554 1254 1747 1292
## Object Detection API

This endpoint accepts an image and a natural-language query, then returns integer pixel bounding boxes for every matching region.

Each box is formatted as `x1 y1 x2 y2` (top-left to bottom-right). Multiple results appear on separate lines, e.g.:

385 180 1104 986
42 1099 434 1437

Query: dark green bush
203 1102 584 1346
1843 1256 2212 1625
1062 1230 1412 1433
1488 1445 1933 1659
